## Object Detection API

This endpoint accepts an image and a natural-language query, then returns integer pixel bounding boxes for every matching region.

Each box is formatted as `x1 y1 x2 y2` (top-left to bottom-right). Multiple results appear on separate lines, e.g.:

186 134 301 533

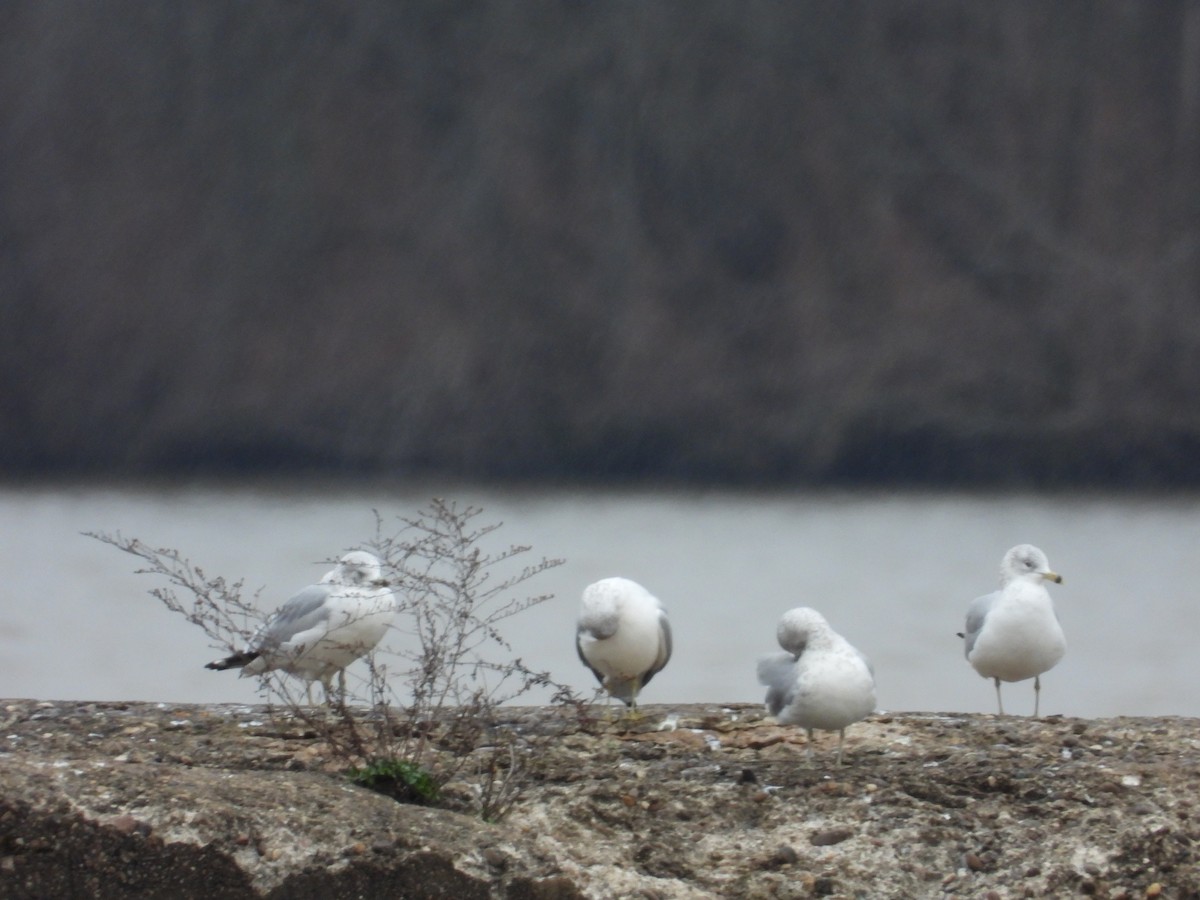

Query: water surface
3 483 1196 718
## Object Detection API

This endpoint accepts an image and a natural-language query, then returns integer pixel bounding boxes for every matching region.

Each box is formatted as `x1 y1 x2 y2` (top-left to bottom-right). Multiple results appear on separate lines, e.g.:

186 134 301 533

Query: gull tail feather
205 650 260 671
757 652 798 718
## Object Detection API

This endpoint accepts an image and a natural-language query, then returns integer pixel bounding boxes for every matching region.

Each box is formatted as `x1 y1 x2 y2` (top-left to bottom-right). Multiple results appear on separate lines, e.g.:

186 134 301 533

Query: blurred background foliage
2 2 1198 486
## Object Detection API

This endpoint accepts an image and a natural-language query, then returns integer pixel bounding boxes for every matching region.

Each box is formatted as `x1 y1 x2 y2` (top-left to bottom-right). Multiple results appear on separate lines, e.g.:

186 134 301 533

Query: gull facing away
206 551 397 704
757 607 876 766
576 577 672 710
960 544 1065 717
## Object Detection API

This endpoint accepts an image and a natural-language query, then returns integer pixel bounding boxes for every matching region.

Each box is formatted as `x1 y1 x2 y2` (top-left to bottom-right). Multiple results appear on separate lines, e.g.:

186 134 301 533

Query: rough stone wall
1 700 1196 898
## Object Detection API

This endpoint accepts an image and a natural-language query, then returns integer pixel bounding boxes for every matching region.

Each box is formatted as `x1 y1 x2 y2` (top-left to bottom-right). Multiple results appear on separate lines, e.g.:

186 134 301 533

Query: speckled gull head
757 606 876 766
961 544 1065 717
206 550 397 705
997 544 1062 589
575 577 672 711
323 550 388 587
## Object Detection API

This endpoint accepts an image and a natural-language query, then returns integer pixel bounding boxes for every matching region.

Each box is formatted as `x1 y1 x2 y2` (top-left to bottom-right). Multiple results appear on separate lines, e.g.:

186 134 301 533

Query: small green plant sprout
347 758 439 805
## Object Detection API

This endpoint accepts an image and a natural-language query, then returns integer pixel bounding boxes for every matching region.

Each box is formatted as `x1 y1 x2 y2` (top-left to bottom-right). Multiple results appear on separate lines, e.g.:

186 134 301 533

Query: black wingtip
205 651 259 671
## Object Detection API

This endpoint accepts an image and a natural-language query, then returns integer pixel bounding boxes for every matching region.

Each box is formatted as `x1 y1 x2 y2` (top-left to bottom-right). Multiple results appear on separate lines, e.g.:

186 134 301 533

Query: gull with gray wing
206 550 397 704
576 577 672 710
757 607 876 766
960 544 1065 716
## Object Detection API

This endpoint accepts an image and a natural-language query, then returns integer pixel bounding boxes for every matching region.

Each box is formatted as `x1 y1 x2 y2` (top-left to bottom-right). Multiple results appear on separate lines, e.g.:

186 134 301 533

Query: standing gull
206 550 396 704
576 577 672 710
757 607 876 766
960 544 1065 716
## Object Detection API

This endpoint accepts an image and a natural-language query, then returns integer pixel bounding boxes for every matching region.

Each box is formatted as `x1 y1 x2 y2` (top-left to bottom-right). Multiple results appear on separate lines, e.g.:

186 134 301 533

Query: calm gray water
2 483 1197 718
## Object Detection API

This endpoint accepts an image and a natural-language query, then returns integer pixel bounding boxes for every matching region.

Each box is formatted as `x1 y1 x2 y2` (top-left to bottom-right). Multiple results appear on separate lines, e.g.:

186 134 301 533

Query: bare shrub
89 498 583 819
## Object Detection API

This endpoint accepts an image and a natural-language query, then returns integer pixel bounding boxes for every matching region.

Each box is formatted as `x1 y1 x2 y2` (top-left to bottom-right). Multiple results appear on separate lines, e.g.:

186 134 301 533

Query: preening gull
576 577 672 710
757 607 876 765
206 550 396 704
960 544 1065 716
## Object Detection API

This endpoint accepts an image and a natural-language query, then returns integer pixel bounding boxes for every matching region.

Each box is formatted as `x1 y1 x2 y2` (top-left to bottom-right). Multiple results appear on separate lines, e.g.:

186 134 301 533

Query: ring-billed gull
576 577 672 710
206 550 396 704
960 544 1065 716
757 607 876 766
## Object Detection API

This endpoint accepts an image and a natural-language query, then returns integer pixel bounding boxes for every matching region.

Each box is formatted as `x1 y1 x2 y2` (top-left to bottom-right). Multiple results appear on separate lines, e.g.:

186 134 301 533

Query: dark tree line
2 2 1198 485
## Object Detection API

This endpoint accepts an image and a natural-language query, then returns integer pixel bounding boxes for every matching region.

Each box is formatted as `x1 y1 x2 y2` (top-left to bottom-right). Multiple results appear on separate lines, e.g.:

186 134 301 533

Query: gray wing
251 584 333 652
639 610 673 689
575 630 605 684
757 651 798 717
577 609 619 641
575 609 620 685
962 591 997 657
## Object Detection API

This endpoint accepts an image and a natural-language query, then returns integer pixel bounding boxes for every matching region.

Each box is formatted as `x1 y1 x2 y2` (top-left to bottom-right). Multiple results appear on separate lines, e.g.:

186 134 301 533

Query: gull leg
836 729 846 767
806 728 815 762
306 682 316 708
620 677 643 725
993 678 1005 716
599 687 618 725
1033 676 1041 718
626 687 643 723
